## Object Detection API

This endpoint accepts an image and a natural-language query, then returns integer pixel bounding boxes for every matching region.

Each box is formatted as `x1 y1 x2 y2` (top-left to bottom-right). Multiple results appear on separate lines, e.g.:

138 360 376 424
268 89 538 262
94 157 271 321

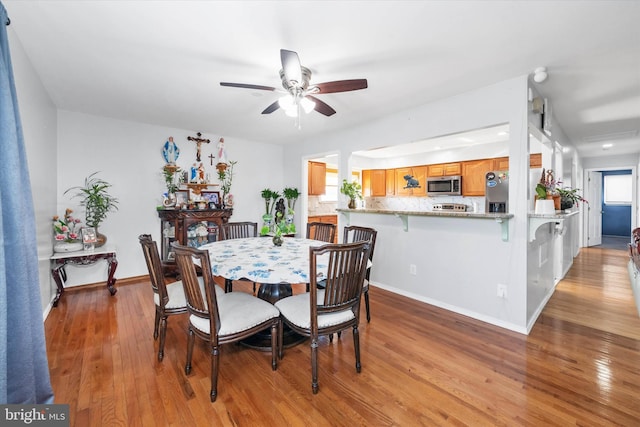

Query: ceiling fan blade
220 82 276 91
261 100 281 115
306 95 336 116
315 79 368 94
280 49 302 85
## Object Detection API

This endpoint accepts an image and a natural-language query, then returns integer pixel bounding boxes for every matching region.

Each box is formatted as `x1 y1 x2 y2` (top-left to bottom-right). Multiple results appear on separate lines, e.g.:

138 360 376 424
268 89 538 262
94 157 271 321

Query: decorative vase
53 241 84 253
95 229 107 247
348 198 356 209
272 235 283 247
560 197 574 210
534 199 555 215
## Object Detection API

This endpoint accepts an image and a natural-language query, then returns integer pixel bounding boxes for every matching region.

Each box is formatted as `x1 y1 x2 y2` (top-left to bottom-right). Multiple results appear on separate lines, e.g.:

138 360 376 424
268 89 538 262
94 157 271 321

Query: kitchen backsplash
308 196 338 216
364 196 486 213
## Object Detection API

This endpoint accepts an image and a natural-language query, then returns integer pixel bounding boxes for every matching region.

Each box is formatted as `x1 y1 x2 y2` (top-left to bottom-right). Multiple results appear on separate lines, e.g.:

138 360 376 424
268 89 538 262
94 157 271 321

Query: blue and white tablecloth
199 237 329 284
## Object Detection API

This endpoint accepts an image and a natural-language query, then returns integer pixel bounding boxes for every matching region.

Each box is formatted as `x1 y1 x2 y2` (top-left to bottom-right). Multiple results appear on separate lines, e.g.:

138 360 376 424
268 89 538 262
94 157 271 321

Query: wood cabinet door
371 170 386 197
428 162 461 176
362 170 372 197
308 161 326 196
396 166 426 196
427 164 445 177
462 159 493 196
493 157 509 171
530 153 542 168
386 169 396 195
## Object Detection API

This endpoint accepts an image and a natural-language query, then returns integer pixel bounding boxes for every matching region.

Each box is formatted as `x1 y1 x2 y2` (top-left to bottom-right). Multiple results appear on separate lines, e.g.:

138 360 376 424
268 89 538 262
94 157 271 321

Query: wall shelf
528 211 578 242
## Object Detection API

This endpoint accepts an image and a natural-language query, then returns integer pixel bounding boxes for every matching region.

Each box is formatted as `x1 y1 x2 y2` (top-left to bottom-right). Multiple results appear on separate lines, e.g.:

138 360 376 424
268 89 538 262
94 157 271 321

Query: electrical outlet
497 284 507 298
409 264 417 275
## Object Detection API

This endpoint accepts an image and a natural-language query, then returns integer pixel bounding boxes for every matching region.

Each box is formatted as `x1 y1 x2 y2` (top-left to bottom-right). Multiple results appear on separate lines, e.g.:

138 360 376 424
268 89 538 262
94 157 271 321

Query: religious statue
162 137 179 164
216 137 228 172
190 163 198 183
198 162 206 183
187 132 210 162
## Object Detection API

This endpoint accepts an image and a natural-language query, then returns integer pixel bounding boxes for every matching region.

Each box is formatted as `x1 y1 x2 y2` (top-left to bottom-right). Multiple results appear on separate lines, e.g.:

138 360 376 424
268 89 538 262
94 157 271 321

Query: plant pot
272 235 283 247
560 197 574 210
96 229 107 247
348 198 356 209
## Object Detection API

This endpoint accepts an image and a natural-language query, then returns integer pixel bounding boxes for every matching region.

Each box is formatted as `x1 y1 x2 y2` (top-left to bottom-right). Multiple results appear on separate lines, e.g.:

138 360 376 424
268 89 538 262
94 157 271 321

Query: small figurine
198 162 206 183
190 163 198 183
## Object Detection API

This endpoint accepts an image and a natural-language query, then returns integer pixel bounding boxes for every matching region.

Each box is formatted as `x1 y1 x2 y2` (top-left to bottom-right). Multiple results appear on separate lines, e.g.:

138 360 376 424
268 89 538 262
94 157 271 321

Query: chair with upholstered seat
138 234 188 361
172 243 281 402
306 222 336 243
275 240 371 394
219 221 259 293
343 225 377 323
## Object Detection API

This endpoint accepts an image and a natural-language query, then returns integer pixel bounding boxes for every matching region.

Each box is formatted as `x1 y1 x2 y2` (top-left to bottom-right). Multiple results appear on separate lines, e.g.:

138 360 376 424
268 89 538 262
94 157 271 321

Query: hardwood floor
44 247 640 426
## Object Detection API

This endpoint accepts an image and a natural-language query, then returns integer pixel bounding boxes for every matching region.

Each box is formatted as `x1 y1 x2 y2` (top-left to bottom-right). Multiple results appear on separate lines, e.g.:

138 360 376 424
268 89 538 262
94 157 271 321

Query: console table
50 244 118 307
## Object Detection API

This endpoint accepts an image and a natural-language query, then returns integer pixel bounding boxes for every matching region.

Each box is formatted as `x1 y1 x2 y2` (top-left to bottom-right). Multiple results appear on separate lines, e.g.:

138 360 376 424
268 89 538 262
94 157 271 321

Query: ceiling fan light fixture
300 97 315 114
533 67 548 83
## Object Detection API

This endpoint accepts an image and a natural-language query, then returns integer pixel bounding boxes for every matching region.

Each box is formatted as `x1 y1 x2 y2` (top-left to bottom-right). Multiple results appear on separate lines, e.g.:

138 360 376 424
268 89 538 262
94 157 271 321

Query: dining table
198 236 330 348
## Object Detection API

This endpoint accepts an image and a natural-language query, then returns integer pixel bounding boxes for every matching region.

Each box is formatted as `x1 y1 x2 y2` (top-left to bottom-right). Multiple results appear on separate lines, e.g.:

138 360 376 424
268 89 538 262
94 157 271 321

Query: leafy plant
556 187 588 206
52 208 81 242
162 166 180 194
65 172 119 228
283 187 300 211
261 188 280 215
340 179 363 201
217 160 237 197
535 168 559 199
273 211 295 236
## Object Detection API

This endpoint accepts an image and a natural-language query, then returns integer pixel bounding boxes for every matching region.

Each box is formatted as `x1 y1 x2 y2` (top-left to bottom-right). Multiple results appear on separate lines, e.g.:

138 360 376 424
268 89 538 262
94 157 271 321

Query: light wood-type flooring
44 246 640 426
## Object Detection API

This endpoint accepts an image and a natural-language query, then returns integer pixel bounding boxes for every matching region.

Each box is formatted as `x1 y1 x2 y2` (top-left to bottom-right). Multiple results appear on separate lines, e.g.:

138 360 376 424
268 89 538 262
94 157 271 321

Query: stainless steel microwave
426 175 462 196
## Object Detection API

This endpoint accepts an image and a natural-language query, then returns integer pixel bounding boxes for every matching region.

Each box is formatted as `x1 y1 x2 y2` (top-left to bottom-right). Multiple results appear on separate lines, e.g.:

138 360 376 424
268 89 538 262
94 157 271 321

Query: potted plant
272 211 296 246
51 208 83 252
556 187 588 210
217 160 237 207
162 165 181 207
283 187 300 212
340 179 363 209
65 172 119 247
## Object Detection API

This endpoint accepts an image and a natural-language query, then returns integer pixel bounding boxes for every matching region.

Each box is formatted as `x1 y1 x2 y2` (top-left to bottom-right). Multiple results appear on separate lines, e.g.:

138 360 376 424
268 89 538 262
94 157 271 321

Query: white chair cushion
363 278 369 291
154 277 223 309
190 292 280 336
274 290 355 330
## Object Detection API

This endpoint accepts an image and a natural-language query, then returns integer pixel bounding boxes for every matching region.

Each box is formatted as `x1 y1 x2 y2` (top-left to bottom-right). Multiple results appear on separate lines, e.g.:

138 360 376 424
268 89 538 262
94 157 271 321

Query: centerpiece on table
271 211 296 246
52 208 83 253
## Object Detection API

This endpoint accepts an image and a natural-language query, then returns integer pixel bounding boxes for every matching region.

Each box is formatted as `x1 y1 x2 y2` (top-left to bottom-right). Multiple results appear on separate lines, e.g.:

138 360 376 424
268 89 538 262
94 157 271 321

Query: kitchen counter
336 208 513 240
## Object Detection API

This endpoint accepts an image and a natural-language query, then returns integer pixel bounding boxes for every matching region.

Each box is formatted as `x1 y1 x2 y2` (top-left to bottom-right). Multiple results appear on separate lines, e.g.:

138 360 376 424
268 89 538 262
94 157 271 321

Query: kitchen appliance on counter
432 203 468 212
426 175 462 196
485 171 508 213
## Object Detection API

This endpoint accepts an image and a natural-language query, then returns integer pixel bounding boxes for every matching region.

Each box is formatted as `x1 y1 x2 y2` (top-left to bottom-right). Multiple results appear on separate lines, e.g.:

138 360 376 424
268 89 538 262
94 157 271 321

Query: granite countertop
335 208 513 220
528 210 579 219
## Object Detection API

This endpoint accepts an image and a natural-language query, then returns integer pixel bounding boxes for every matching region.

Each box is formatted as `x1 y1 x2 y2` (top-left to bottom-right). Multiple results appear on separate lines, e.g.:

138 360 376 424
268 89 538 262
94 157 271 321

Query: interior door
586 171 603 246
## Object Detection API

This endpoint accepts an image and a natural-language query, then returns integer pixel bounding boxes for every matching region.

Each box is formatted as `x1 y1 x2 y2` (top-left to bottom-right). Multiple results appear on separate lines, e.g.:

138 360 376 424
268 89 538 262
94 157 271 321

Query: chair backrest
138 234 169 307
306 222 336 243
220 222 258 240
343 226 377 280
309 241 372 325
172 243 221 337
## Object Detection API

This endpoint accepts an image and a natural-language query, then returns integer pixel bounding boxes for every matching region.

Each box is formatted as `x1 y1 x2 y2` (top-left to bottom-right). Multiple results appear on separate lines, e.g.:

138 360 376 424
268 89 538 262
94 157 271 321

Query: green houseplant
340 179 363 209
65 172 119 247
556 187 588 209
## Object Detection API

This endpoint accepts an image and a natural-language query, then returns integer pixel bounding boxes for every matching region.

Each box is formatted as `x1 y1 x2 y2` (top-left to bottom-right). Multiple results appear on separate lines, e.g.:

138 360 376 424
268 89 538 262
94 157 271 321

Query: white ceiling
5 1 640 159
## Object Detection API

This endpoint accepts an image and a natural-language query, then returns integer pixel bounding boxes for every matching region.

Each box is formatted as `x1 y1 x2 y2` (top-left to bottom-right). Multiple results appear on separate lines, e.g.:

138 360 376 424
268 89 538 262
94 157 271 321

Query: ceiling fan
220 49 368 117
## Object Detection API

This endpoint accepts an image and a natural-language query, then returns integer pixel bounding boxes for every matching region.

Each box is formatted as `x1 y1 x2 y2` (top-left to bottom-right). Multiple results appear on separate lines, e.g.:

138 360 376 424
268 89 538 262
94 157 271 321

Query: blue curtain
0 3 54 404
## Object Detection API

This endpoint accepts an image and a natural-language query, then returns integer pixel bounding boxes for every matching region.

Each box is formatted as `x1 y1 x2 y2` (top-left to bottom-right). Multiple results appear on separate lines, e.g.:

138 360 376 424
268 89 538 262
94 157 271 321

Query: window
604 174 632 205
319 169 361 202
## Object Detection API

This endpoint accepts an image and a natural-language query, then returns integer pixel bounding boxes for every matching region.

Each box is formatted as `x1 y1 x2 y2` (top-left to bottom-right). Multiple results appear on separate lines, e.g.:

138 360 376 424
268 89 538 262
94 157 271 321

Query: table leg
105 254 118 296
51 263 65 307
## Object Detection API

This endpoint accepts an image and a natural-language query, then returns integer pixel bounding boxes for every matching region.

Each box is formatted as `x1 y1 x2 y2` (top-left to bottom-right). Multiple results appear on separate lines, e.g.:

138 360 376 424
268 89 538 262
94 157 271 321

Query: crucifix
187 132 210 162
208 153 215 166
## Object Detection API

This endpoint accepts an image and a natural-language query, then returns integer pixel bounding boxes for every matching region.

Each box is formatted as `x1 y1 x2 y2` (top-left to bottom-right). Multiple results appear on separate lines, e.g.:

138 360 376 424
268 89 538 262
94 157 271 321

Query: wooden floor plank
44 246 640 425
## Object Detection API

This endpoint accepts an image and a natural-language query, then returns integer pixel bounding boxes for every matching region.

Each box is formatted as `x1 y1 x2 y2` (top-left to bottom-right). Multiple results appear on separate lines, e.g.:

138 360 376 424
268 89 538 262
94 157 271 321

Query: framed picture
175 190 189 206
201 191 220 206
81 227 97 244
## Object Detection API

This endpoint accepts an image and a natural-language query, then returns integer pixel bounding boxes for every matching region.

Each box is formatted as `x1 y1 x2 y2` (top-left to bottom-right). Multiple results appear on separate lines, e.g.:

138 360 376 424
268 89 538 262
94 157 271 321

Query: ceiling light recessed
602 143 613 150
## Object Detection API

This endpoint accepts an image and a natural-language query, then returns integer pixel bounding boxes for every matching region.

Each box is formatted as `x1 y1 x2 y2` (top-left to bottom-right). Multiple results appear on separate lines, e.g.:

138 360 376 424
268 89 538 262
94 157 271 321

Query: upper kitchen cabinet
395 166 427 196
362 169 386 197
386 169 396 196
308 161 326 196
427 162 461 177
492 153 542 171
462 159 493 196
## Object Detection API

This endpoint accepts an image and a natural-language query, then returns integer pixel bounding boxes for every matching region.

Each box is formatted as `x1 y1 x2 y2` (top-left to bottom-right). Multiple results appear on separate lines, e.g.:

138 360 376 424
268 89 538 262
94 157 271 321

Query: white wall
283 76 534 332
55 111 284 286
8 26 58 313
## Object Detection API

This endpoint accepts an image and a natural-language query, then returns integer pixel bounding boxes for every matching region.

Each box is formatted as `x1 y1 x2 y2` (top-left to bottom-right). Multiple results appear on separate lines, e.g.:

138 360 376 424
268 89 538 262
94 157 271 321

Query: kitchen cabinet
307 215 338 242
491 153 543 171
386 169 396 196
462 159 493 196
308 161 326 196
427 162 461 177
395 166 427 196
157 208 233 274
362 169 386 197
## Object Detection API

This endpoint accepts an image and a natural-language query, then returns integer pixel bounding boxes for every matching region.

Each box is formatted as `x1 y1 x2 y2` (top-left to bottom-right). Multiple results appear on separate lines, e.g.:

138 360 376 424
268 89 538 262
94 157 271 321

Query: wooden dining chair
343 225 377 323
275 240 372 394
219 221 258 293
172 243 281 402
306 222 336 243
138 234 188 361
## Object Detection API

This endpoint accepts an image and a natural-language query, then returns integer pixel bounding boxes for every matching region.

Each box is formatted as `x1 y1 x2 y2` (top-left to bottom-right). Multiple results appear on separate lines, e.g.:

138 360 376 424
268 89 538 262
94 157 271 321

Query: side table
50 244 118 307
